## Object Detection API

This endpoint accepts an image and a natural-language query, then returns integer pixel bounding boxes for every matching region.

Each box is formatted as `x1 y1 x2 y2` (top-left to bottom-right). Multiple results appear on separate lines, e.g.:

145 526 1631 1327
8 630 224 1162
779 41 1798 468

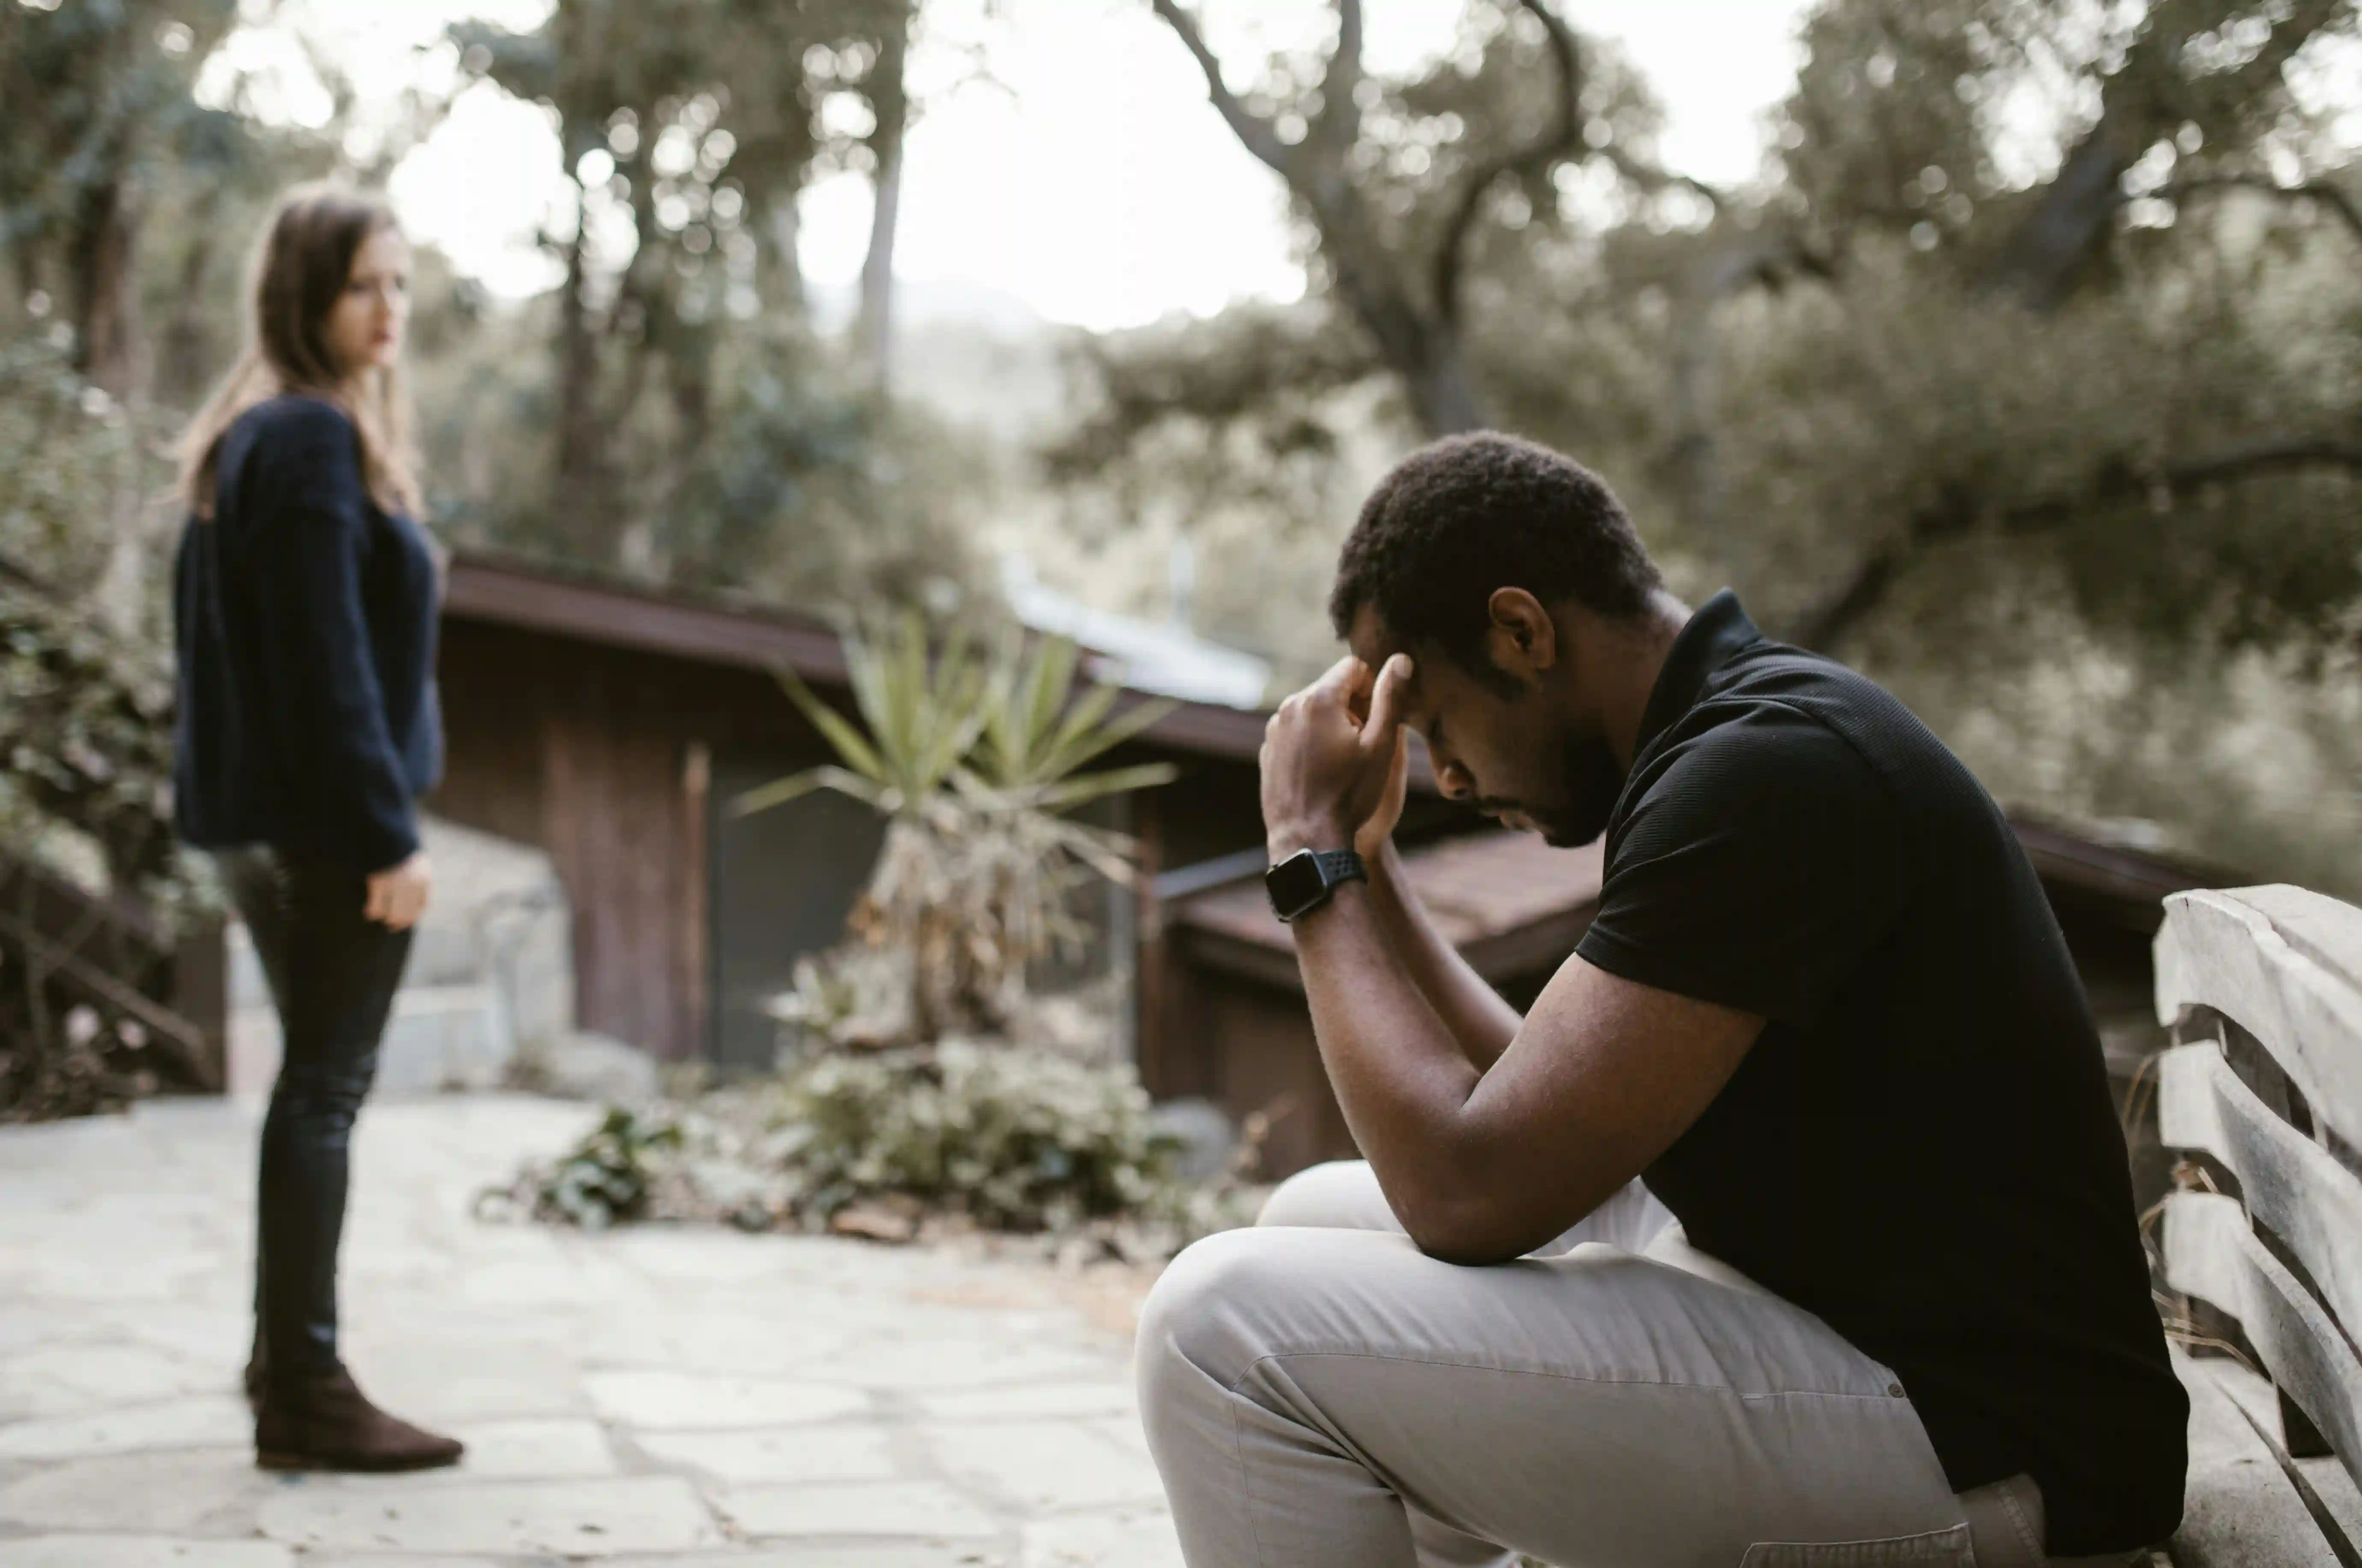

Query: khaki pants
1138 1160 2119 1568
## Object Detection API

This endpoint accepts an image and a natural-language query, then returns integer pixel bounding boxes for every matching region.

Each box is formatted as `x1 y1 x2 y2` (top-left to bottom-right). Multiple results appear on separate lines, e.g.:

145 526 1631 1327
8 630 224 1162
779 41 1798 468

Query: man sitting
1136 433 2185 1568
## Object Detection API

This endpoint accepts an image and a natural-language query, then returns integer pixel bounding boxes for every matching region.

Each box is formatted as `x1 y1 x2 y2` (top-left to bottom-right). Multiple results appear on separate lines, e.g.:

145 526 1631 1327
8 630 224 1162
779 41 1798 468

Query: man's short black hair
1329 433 1662 681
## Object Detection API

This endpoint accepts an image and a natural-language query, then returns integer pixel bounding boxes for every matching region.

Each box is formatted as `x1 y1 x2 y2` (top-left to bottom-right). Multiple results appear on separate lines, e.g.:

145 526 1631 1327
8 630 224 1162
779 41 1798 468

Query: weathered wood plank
2155 888 2362 1154
2236 888 2362 998
0 903 218 1087
2209 1358 2362 1565
2172 1349 2342 1568
2296 1456 2362 1564
2165 1192 2362 1486
2161 1041 2362 1335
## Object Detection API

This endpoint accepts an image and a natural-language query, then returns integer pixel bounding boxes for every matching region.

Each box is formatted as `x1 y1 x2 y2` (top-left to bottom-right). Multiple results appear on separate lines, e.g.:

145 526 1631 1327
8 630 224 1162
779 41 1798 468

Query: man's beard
1531 731 1624 849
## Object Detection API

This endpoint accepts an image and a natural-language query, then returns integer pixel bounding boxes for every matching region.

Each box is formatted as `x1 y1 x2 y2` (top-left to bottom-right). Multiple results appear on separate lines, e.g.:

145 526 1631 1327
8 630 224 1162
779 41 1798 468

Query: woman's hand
1261 653 1413 862
364 852 432 930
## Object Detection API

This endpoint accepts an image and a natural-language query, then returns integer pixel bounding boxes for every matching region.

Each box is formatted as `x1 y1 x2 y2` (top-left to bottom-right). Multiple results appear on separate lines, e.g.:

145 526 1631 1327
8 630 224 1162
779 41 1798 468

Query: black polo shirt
1574 591 2185 1555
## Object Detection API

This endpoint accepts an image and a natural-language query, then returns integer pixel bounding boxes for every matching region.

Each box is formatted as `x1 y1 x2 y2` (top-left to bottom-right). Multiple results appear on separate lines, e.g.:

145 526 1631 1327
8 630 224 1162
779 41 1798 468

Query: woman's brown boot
255 1363 464 1472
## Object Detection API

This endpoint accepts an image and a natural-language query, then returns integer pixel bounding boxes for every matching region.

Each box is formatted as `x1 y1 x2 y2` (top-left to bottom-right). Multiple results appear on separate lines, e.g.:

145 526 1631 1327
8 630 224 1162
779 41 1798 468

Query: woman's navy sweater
173 394 442 872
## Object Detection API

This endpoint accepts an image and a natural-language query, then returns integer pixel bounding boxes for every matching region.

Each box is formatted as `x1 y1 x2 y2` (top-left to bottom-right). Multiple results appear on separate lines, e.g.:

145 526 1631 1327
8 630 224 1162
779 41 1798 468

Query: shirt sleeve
244 404 421 872
1574 706 1914 1028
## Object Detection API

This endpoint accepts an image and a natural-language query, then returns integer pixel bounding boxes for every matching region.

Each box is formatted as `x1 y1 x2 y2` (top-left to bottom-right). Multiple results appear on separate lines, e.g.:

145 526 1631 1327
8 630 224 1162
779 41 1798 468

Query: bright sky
205 0 1815 332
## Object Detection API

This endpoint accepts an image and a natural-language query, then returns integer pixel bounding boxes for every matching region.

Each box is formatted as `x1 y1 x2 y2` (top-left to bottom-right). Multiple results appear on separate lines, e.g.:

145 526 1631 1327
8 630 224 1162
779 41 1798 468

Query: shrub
488 1044 1258 1259
770 1042 1182 1232
498 1105 684 1230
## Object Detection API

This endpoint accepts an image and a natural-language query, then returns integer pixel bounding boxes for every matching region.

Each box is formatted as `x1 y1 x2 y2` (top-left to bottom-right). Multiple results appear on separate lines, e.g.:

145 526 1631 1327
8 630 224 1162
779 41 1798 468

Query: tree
1150 0 1716 437
452 0 916 569
0 0 244 399
1764 0 2362 645
1049 0 2362 892
1116 0 2362 657
1139 0 1842 579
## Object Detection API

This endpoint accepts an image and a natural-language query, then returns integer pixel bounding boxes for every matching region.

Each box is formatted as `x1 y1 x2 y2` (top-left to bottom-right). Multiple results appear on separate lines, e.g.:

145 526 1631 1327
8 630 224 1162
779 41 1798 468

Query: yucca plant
735 614 1179 1044
731 610 989 821
974 633 1181 811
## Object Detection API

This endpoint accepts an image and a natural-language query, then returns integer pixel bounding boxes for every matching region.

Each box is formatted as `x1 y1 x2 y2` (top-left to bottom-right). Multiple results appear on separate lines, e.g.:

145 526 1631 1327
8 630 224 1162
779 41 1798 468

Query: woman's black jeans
219 848 413 1376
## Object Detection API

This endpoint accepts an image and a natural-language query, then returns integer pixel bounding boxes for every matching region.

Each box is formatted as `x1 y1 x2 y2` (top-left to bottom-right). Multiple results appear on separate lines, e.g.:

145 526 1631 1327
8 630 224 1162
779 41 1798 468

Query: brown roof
441 550 1270 763
2008 813 2239 933
1166 810 2241 990
1172 830 1603 988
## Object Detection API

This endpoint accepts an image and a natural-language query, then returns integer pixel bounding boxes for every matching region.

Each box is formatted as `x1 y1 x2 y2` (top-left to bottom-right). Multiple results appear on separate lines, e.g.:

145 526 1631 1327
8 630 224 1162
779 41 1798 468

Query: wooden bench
2153 885 2362 1565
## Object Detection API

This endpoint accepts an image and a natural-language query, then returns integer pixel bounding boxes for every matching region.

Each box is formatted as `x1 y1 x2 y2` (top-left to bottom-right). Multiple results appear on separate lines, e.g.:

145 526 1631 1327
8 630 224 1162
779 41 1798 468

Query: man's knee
1138 1225 1323 1419
1255 1158 1401 1231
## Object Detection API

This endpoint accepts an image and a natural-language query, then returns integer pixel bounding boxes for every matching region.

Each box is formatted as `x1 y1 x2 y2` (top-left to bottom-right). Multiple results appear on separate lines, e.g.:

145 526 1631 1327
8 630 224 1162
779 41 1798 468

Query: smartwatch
1265 848 1367 923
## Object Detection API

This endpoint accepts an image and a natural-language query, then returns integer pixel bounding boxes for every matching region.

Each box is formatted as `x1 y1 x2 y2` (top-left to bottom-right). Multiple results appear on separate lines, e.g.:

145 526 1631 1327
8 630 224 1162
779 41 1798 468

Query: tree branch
1794 436 2362 651
1149 0 1299 179
2150 171 2362 247
1597 145 1726 210
1982 0 2350 311
1430 0 1587 328
0 550 55 598
1311 0 1364 157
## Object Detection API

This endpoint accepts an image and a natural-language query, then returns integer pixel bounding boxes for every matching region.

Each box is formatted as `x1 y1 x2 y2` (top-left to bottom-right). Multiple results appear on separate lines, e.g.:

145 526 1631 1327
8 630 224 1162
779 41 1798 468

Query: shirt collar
1632 589 1762 761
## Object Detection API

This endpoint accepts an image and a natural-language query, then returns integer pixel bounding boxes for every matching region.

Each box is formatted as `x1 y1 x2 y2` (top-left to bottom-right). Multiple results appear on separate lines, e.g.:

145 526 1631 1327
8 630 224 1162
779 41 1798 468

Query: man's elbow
1394 1188 1535 1267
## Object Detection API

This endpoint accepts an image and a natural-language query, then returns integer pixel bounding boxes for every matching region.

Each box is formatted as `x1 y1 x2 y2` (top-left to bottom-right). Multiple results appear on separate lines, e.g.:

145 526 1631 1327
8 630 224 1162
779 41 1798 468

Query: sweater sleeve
243 403 421 871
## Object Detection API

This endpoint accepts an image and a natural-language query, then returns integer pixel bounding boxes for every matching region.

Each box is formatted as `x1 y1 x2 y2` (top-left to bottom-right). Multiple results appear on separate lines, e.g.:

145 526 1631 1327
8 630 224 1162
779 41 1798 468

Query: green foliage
508 1105 685 1230
1052 0 2362 895
0 336 137 596
447 0 936 576
659 346 986 610
0 0 242 261
491 1045 1258 1255
741 610 990 820
0 580 183 908
771 1043 1186 1234
0 337 188 910
973 633 1181 812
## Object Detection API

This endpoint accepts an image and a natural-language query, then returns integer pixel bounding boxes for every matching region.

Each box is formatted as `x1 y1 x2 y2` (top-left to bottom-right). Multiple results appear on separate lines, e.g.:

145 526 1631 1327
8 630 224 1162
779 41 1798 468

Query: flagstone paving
0 1095 1181 1566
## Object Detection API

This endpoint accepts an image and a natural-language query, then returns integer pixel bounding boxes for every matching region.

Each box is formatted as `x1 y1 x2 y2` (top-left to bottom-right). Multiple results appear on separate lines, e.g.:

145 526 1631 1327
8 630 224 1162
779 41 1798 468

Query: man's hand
1261 653 1413 861
364 852 432 930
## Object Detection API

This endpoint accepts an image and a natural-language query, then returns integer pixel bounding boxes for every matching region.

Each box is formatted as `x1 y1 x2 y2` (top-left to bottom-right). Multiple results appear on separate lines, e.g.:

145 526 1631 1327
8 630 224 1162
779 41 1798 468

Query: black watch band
1265 846 1368 923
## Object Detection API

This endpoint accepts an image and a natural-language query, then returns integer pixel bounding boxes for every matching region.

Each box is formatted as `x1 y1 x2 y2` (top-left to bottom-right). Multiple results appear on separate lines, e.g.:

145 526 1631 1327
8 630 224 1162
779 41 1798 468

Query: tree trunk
1324 239 1491 436
1977 103 2143 311
858 153 902 390
766 193 805 315
856 12 910 391
70 174 143 399
1400 335 1489 437
552 185 621 562
156 234 216 407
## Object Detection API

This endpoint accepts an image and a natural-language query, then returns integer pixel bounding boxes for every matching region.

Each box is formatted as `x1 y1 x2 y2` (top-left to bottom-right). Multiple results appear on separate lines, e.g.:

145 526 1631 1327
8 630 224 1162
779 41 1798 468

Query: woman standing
172 185 461 1472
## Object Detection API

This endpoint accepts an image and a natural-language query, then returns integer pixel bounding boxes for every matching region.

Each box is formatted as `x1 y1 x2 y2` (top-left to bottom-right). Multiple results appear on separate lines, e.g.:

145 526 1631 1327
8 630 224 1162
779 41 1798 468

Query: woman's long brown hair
175 184 420 519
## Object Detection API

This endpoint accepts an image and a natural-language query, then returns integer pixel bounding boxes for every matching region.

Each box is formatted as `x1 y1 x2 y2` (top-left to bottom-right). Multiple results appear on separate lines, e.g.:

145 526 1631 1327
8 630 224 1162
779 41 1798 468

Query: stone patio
0 1094 1182 1566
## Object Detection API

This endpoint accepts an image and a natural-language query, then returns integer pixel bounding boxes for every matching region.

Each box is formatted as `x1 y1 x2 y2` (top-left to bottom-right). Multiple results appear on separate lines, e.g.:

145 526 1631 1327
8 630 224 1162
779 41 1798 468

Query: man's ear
1484 588 1558 676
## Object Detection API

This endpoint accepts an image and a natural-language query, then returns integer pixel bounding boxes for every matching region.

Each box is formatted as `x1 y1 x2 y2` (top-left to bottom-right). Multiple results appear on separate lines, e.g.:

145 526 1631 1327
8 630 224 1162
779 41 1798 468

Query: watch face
1265 850 1329 922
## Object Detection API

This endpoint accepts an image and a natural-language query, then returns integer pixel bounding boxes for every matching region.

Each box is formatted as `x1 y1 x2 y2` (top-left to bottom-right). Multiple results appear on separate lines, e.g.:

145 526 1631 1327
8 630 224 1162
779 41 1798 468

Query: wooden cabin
429 551 1273 1066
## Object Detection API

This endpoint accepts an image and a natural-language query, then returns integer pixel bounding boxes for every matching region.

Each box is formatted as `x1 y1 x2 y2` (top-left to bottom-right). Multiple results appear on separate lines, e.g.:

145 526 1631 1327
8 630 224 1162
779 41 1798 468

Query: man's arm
1363 838 1523 1072
1261 655 1762 1263
1292 885 1761 1263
